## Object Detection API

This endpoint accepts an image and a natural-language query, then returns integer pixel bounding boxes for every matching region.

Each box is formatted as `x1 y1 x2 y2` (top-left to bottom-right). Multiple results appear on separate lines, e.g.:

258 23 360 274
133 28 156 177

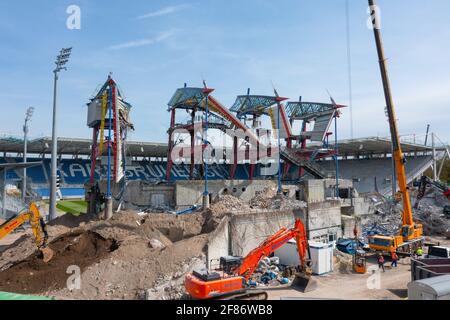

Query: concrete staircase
281 147 331 179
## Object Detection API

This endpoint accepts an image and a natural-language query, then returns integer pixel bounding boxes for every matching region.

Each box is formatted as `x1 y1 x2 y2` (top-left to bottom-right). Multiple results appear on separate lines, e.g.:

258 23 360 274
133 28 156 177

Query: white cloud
108 31 174 50
137 4 190 19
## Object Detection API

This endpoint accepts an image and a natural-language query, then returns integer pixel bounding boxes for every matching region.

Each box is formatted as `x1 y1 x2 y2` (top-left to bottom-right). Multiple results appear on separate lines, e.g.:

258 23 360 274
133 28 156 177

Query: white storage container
275 240 334 275
308 241 334 275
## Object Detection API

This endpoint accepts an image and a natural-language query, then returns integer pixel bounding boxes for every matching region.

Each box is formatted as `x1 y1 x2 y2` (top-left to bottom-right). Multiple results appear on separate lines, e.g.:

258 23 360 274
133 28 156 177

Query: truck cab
426 246 450 259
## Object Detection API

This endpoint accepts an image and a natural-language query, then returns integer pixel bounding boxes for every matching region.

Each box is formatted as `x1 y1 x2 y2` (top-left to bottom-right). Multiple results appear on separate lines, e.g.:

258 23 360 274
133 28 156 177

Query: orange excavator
185 217 316 300
0 203 54 262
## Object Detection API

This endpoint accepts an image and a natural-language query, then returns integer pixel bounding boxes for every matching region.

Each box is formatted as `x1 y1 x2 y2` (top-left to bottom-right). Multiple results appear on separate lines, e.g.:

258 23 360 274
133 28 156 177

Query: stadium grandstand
0 134 445 200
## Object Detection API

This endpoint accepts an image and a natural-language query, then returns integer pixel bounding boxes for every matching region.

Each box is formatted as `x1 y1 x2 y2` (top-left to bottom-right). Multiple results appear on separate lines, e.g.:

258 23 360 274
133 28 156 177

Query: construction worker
377 253 385 272
416 247 424 258
391 251 399 268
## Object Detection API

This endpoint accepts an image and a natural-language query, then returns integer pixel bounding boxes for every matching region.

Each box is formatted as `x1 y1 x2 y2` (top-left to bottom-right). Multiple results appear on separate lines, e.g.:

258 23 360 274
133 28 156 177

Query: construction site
1 0 450 301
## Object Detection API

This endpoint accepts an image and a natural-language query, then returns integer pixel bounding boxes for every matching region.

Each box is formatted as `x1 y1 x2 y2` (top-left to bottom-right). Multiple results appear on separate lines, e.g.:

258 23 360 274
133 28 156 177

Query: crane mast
368 0 413 226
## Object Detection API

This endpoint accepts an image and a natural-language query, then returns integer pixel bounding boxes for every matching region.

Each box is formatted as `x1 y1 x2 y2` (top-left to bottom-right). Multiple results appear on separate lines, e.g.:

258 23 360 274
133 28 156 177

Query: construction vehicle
353 250 367 274
367 0 423 255
0 203 54 262
414 176 450 209
185 217 316 300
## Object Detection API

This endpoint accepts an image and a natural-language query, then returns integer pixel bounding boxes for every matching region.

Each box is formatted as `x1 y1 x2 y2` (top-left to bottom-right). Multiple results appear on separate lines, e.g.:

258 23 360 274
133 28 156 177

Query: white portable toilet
408 275 450 300
275 240 334 275
308 241 334 275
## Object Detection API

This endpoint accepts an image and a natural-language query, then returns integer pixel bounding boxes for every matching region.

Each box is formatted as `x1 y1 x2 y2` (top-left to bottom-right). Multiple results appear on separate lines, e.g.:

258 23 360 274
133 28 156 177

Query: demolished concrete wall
206 216 230 270
175 180 276 210
229 210 296 257
307 200 342 241
98 181 175 210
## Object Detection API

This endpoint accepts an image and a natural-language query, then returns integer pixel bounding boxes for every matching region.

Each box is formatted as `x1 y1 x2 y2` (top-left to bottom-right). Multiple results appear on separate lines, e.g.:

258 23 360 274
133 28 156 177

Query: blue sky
0 0 449 144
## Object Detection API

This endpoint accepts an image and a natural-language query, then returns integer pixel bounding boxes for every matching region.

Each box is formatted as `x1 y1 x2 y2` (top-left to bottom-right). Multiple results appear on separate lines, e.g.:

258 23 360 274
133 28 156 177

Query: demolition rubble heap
362 184 450 237
0 187 307 300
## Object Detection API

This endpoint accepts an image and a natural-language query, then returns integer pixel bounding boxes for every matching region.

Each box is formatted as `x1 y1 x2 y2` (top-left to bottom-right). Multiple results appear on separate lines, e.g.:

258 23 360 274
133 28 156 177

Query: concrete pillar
105 197 113 220
203 194 210 210
432 133 437 182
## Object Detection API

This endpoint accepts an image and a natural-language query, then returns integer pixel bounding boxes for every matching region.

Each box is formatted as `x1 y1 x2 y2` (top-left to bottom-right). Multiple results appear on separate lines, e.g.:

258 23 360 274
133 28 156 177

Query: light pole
49 47 72 220
22 107 34 202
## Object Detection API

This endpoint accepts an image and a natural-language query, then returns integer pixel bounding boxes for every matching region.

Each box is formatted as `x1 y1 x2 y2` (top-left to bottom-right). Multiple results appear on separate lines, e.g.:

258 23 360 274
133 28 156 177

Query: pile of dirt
0 231 118 294
0 210 209 300
49 234 208 300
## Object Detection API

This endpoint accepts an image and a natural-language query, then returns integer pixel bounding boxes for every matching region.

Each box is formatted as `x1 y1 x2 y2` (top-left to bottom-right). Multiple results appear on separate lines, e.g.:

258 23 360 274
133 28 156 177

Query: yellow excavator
0 203 54 262
367 0 423 254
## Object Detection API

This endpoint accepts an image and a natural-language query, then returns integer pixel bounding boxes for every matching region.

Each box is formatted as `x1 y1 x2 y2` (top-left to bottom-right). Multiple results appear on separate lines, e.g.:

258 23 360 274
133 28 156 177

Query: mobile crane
0 203 54 262
367 0 423 254
185 217 316 300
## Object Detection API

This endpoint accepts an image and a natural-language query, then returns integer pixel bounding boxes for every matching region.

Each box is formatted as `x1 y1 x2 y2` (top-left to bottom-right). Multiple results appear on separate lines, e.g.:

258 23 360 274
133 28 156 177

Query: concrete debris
250 187 306 211
149 239 165 249
362 183 450 238
362 193 402 237
250 256 296 287
144 255 206 300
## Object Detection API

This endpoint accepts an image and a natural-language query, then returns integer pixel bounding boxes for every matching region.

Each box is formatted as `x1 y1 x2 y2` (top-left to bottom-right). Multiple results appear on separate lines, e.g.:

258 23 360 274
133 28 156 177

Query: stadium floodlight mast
49 47 72 221
22 106 34 202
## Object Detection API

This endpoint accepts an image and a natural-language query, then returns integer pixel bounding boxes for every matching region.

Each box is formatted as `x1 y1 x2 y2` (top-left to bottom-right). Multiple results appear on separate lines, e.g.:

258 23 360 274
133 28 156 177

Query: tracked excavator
367 0 423 254
0 203 54 263
185 216 316 300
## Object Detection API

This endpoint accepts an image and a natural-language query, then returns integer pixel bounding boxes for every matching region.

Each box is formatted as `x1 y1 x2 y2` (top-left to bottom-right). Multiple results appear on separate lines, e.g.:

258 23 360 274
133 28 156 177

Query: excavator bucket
39 246 54 263
291 272 317 293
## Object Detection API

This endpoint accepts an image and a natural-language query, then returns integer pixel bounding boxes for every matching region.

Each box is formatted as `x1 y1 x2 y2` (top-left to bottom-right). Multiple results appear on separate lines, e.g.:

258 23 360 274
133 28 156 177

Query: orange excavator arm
0 203 53 262
236 219 309 281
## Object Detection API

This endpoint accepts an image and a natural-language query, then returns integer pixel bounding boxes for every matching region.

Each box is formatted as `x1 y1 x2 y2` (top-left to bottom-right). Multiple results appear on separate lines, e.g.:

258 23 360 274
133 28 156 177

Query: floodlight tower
49 47 72 220
22 106 34 202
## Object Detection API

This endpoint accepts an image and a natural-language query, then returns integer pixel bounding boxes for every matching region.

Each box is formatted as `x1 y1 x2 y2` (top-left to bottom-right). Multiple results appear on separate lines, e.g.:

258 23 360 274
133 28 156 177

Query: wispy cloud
137 4 190 20
108 31 174 50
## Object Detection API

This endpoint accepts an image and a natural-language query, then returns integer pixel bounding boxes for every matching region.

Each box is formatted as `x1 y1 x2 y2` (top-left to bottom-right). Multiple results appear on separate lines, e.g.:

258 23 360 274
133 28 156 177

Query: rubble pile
210 195 252 214
247 257 292 288
0 211 209 300
250 187 306 211
362 184 450 237
144 255 206 300
413 185 450 236
334 250 353 274
362 193 402 237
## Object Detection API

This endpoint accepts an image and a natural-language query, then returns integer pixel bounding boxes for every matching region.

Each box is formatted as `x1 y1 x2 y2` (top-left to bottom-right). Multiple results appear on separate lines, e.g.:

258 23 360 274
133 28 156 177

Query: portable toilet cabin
407 275 450 300
308 241 334 275
275 240 334 275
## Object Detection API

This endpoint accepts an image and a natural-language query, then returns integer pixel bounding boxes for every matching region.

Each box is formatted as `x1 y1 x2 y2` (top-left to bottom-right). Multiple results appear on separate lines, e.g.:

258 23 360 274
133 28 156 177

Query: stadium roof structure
0 137 167 158
285 101 338 120
0 136 443 158
230 95 281 118
167 87 207 110
326 137 439 157
0 162 43 171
